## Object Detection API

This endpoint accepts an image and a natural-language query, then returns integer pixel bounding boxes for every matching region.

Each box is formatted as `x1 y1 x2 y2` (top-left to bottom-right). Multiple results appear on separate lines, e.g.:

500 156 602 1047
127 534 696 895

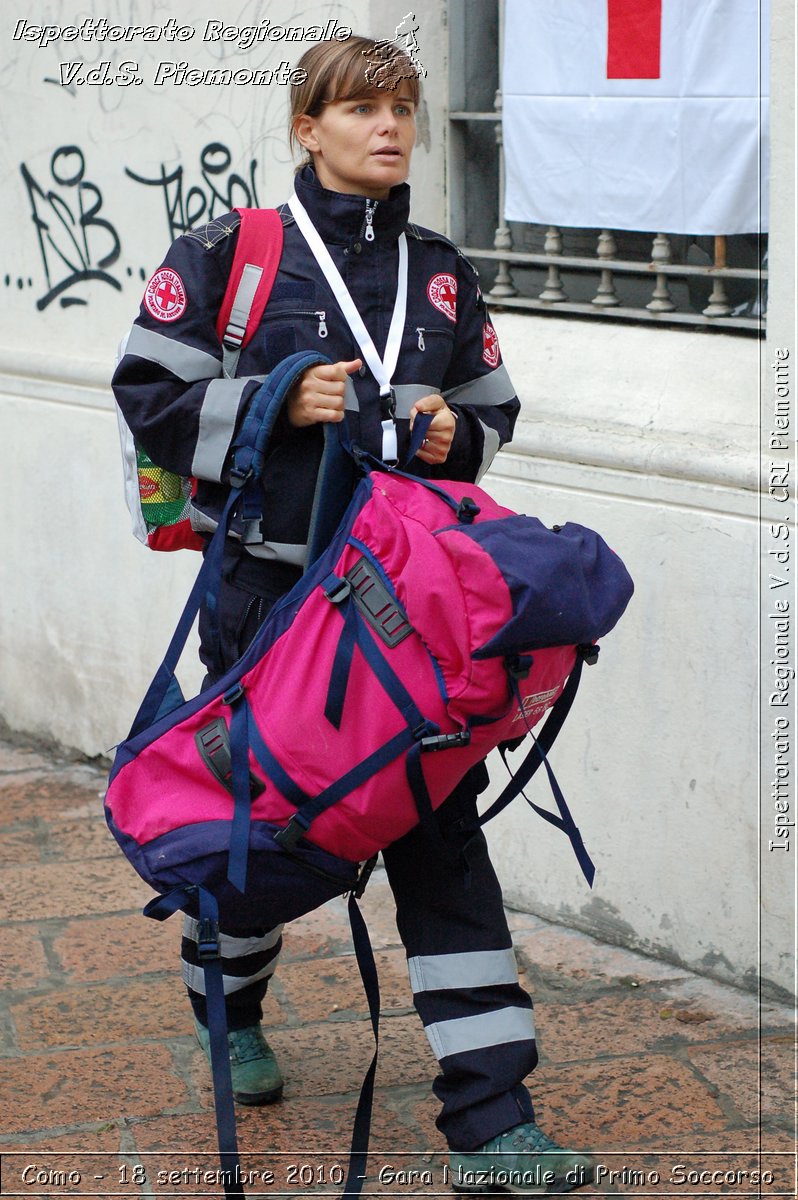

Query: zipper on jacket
415 327 454 351
363 199 377 242
268 307 327 337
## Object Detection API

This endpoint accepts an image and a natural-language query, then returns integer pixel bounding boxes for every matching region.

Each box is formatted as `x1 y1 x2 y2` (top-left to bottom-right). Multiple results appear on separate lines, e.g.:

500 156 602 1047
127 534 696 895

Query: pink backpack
105 352 633 1197
107 356 633 919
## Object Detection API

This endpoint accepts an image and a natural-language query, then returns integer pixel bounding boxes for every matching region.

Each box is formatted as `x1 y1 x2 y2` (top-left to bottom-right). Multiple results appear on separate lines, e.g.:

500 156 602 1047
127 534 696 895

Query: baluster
592 229 620 306
646 233 676 312
539 226 568 302
703 235 732 317
487 86 518 301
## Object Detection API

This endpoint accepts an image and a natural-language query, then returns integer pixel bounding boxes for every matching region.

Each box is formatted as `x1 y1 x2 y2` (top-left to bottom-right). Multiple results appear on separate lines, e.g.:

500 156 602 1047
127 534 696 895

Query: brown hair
289 35 421 164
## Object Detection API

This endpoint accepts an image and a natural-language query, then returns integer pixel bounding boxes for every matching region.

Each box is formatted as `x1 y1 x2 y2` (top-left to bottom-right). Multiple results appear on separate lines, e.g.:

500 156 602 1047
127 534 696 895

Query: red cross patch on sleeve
482 321 500 367
144 268 187 322
426 273 457 323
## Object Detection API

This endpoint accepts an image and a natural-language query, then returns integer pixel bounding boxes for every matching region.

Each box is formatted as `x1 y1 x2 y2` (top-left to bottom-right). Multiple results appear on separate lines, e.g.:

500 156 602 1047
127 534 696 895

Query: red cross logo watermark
426 273 457 323
144 267 187 322
482 321 500 368
606 0 662 79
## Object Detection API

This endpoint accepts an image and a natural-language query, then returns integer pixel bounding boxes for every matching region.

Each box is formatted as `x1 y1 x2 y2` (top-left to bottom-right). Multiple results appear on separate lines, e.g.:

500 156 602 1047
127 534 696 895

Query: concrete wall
1 4 792 997
483 314 766 991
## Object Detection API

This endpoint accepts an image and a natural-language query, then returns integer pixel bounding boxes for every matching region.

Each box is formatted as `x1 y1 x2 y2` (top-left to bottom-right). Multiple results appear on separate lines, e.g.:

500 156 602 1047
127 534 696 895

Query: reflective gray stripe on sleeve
192 377 249 482
183 918 284 959
443 363 515 408
392 384 441 418
408 948 519 995
188 511 309 567
344 380 437 417
125 325 222 383
424 1006 536 1062
344 375 360 411
182 958 279 997
476 421 502 482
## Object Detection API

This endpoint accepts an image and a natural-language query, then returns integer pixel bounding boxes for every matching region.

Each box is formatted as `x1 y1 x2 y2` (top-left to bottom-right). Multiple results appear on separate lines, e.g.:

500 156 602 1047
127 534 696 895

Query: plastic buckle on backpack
323 576 351 604
419 730 472 752
223 683 246 707
352 854 378 899
457 498 481 524
228 465 254 489
578 643 600 666
197 917 221 961
274 814 311 852
506 653 534 681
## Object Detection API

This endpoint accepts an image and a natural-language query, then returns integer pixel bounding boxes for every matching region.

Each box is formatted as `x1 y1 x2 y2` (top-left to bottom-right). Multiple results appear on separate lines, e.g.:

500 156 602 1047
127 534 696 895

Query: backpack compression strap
479 647 598 887
216 208 284 378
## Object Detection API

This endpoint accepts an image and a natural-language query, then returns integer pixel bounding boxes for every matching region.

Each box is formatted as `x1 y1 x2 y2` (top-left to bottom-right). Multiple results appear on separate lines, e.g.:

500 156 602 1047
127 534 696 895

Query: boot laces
501 1124 563 1156
230 1025 269 1063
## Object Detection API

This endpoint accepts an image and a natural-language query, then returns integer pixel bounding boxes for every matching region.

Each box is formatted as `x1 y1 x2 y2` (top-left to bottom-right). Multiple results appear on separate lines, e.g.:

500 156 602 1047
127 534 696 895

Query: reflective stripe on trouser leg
381 768 537 1152
181 917 284 1031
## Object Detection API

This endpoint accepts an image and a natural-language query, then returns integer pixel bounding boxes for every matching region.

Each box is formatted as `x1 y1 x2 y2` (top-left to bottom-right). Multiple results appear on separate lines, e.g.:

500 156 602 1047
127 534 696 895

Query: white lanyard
288 192 408 461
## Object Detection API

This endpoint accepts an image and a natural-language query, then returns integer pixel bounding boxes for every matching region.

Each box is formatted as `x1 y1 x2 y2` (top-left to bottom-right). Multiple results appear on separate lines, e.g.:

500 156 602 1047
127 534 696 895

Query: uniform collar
292 164 410 245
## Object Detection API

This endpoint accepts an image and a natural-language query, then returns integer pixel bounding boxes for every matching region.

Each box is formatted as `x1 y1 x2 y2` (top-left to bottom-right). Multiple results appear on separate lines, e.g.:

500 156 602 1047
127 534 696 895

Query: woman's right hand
286 358 362 427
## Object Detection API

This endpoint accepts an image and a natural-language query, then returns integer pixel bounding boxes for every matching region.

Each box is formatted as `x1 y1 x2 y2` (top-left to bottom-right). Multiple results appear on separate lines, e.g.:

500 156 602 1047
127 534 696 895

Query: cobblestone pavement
0 738 794 1198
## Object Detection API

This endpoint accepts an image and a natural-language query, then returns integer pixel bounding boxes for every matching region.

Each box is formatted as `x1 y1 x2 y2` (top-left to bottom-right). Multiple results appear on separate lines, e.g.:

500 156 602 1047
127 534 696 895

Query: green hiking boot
194 1018 284 1106
449 1122 595 1195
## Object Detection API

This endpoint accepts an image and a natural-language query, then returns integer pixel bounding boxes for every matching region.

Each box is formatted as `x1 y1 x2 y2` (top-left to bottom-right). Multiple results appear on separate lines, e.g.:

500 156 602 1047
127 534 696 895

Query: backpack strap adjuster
323 575 351 604
506 653 534 681
352 854 378 899
274 813 311 852
419 730 472 752
196 917 221 961
578 643 600 666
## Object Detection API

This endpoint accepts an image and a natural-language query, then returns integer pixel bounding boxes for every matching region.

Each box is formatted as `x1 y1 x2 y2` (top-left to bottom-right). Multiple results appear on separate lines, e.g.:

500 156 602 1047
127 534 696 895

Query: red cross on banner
502 0 769 235
606 0 662 78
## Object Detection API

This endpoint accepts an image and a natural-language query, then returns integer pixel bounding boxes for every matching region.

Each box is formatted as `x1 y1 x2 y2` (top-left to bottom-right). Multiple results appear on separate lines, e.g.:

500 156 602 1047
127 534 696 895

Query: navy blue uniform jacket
112 166 520 569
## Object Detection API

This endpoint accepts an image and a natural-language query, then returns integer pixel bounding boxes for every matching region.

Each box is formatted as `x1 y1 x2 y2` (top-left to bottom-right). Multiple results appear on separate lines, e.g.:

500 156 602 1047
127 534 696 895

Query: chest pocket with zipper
403 320 455 384
259 282 330 366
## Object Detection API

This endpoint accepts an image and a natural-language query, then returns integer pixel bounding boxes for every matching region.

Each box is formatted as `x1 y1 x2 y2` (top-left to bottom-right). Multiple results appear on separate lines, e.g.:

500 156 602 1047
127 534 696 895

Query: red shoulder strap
215 207 284 349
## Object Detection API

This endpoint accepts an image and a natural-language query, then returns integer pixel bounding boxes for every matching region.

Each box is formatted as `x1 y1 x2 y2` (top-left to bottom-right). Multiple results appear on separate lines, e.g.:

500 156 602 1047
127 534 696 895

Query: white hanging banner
502 0 770 234
288 194 408 460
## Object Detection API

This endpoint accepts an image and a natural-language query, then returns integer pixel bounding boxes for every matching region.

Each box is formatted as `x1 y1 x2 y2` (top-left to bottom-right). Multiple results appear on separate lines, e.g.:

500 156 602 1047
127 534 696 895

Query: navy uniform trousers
182 552 538 1151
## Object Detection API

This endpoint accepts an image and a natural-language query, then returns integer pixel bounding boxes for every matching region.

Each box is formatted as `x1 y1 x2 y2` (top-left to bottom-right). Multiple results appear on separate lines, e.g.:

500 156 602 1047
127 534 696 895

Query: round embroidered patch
144 268 187 322
482 321 500 368
427 273 457 323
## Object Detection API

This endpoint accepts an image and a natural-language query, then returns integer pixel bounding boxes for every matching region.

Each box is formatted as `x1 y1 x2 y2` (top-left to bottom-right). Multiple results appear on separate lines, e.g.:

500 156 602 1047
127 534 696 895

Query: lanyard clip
380 385 396 420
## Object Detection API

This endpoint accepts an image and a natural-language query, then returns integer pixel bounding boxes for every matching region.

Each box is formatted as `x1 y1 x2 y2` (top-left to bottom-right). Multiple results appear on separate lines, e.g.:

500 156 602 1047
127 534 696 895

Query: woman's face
294 86 416 199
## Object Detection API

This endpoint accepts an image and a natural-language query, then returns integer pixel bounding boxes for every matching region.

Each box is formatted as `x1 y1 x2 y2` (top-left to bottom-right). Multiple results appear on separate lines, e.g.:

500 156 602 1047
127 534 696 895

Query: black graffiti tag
126 142 260 242
20 146 122 310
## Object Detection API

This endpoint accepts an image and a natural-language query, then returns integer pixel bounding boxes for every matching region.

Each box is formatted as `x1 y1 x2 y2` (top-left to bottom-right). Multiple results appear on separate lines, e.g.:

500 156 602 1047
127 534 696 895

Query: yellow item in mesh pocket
136 448 193 530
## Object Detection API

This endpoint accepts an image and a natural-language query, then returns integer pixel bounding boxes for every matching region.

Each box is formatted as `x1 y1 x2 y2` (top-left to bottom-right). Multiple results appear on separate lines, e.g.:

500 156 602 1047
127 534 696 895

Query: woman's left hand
409 394 457 465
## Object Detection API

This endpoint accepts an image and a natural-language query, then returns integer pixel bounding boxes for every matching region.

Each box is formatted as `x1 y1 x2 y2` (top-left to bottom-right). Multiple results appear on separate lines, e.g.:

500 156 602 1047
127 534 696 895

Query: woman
112 34 592 1194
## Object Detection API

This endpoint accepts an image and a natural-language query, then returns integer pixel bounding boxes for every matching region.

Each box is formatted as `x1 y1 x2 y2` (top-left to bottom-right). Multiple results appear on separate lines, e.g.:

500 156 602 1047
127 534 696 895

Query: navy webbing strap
274 726 420 852
345 597 428 731
342 892 381 1199
324 598 358 730
243 699 313 812
403 409 434 465
225 686 251 893
144 887 243 1200
478 657 596 887
405 741 461 866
